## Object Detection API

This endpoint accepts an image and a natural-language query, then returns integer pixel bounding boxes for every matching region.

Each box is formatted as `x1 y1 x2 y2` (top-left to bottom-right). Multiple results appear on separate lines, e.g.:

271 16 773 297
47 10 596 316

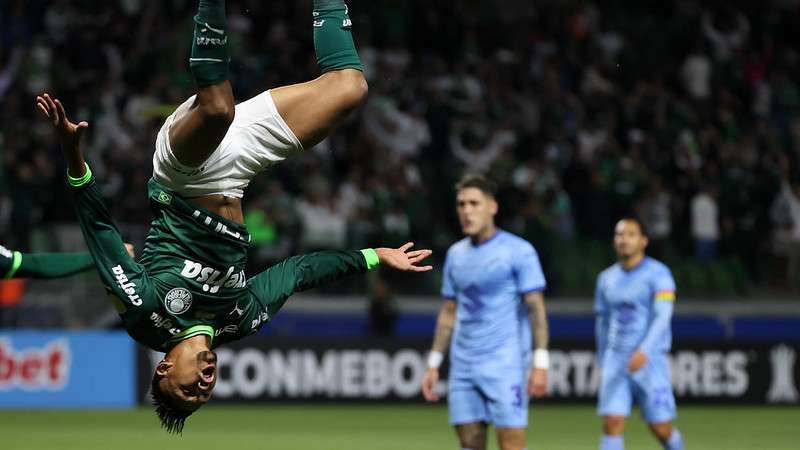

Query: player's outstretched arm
3 251 93 279
1 242 135 280
36 93 89 179
250 243 432 316
422 299 456 402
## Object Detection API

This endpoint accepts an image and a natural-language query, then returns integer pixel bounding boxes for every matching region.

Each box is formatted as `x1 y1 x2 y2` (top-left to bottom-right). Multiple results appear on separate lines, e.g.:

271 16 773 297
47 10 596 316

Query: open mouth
200 364 216 384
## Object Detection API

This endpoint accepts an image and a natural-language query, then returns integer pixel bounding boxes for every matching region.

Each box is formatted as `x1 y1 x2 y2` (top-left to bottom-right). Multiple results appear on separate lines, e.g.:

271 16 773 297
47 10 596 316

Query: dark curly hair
151 374 193 435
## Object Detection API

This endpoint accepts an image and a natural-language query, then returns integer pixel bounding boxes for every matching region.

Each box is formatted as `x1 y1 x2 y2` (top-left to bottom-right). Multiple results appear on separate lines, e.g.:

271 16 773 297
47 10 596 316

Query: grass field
0 405 797 449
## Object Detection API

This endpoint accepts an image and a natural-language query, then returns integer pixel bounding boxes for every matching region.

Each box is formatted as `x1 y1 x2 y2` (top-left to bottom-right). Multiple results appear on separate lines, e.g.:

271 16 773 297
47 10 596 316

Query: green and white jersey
72 175 375 352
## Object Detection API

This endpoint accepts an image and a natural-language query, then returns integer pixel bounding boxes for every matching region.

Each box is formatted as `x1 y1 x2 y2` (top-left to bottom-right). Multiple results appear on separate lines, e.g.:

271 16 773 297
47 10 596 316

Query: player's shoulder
446 237 472 258
496 230 536 254
643 257 673 277
598 262 621 280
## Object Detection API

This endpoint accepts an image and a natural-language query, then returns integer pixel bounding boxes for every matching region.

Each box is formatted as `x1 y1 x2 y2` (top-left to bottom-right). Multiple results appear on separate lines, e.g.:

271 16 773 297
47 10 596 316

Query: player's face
159 349 217 411
456 187 497 237
613 220 648 259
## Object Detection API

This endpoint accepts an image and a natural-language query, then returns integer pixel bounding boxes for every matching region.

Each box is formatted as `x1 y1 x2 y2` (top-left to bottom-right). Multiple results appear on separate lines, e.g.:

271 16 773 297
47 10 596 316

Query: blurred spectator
368 275 397 337
691 185 720 263
681 46 712 101
772 179 800 292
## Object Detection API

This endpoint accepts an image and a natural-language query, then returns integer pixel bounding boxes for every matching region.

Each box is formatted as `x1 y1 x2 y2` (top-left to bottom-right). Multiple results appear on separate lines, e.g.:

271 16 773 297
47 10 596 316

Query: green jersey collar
168 325 214 346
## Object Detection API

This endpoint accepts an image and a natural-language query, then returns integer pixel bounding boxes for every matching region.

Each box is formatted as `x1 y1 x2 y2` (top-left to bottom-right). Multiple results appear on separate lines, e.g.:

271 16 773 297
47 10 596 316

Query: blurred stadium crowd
1 0 799 296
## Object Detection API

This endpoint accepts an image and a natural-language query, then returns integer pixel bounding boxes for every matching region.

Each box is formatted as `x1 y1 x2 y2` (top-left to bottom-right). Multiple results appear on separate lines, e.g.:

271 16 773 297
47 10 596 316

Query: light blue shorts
597 352 676 423
448 366 529 428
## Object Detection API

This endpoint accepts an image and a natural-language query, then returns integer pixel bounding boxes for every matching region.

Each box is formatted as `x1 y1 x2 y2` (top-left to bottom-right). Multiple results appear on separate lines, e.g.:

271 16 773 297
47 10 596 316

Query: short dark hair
618 216 649 238
151 374 193 435
455 174 497 198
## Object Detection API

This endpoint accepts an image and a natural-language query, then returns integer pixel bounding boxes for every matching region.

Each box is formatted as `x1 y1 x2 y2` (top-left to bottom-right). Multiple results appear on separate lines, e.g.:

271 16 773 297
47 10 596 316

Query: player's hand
528 368 548 398
124 243 136 259
376 242 433 272
421 368 440 402
627 350 647 373
35 93 89 150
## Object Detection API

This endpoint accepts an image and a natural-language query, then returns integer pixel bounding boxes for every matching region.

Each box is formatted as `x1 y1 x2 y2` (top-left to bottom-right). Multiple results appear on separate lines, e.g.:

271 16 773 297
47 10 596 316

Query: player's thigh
632 353 676 423
449 373 490 427
479 369 529 429
223 90 304 169
597 357 634 418
168 83 235 167
496 427 526 450
269 69 367 148
454 422 488 450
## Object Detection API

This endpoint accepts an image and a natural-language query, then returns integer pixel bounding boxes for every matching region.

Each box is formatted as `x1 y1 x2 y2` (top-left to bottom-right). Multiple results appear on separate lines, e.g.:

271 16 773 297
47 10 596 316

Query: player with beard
595 218 683 450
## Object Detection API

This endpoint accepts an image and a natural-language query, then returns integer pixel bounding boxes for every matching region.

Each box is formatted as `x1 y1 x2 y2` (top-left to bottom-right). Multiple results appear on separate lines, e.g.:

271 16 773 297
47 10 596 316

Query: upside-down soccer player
36 0 433 434
595 218 684 450
421 175 550 450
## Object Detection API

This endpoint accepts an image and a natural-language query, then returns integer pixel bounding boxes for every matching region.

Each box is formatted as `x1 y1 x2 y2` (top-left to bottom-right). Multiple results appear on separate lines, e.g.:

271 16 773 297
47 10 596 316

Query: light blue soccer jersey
442 230 546 371
594 257 676 356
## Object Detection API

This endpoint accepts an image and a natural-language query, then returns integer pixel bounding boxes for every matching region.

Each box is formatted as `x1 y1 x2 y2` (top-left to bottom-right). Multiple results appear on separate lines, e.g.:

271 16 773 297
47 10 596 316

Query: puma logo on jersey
181 260 246 293
313 20 325 27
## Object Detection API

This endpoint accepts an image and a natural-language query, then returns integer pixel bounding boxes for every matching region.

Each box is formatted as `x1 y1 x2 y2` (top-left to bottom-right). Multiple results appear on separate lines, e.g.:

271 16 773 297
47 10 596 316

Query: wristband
532 349 550 369
360 248 380 270
67 162 92 187
427 350 443 369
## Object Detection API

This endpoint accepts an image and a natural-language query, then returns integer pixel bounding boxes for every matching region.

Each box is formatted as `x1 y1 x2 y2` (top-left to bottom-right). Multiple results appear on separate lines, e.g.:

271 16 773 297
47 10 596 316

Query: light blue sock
664 429 683 450
600 435 624 450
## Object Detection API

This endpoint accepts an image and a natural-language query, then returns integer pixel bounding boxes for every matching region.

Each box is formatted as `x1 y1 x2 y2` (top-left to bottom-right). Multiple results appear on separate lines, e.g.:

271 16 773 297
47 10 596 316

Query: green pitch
0 405 796 450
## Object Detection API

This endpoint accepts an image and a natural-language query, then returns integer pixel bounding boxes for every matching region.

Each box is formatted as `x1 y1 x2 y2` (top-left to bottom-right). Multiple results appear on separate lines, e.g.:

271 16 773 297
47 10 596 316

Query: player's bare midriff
187 195 244 224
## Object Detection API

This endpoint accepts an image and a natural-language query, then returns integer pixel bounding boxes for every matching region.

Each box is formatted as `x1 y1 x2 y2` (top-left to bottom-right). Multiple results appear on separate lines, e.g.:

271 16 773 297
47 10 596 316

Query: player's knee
498 433 525 450
198 97 235 128
649 422 672 441
602 416 626 435
330 69 368 110
457 425 487 450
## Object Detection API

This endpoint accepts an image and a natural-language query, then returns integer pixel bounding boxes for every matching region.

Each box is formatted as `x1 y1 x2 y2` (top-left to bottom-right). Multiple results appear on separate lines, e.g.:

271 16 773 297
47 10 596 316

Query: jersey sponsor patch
111 265 142 306
180 259 247 293
164 287 193 315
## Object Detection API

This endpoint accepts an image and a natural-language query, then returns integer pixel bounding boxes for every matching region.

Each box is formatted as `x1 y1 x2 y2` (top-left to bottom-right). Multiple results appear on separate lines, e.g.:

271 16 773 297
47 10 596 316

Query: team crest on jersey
164 288 193 315
156 191 172 205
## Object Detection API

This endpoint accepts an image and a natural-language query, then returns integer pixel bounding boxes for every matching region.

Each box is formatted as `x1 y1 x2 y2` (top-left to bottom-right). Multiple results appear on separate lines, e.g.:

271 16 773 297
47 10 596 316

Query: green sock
313 0 363 73
190 0 229 86
198 0 225 24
